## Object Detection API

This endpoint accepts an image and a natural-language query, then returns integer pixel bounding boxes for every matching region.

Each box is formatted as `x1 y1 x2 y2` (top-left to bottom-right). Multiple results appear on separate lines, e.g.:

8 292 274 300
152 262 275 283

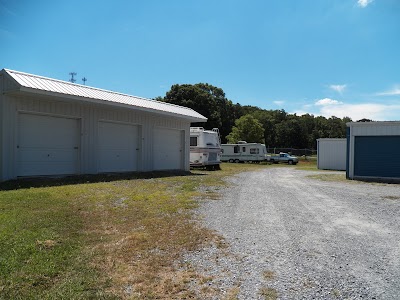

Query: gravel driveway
186 167 400 299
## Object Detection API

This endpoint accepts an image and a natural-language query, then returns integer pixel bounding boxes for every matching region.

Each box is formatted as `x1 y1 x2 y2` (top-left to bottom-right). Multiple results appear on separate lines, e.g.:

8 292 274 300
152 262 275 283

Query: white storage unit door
98 122 139 172
17 114 80 176
153 128 183 170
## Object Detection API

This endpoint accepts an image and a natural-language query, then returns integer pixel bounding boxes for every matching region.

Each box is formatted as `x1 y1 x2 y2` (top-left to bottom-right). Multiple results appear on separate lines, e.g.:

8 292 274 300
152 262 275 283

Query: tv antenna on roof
69 72 77 83
82 77 87 85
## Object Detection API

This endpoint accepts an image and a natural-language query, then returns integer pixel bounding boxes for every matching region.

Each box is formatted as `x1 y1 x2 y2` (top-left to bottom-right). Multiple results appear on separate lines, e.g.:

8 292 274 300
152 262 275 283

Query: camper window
190 137 198 146
250 148 259 154
234 146 240 153
242 147 246 152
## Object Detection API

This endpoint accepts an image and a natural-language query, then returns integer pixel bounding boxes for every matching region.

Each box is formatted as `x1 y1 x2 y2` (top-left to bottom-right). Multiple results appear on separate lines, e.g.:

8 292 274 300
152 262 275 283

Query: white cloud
315 98 343 106
312 98 400 120
319 103 397 120
376 85 400 96
273 100 284 105
329 84 347 94
357 0 373 8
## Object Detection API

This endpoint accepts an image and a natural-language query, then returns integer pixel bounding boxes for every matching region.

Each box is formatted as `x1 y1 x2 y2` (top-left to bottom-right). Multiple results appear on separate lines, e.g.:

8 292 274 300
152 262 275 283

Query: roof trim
346 121 400 127
316 138 346 141
1 69 207 122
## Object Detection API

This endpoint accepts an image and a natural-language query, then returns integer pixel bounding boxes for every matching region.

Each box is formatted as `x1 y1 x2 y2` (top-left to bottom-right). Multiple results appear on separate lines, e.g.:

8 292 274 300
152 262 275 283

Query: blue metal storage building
346 121 400 182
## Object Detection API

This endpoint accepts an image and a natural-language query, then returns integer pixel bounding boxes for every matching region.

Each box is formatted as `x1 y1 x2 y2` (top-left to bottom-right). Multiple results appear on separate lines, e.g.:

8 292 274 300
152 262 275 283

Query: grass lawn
0 163 269 299
295 156 318 171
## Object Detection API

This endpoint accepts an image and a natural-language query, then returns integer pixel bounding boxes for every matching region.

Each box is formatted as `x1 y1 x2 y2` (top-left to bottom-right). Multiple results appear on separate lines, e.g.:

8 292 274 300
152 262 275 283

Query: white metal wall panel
350 123 400 136
0 86 191 181
17 113 80 176
98 121 139 172
153 128 183 170
317 139 346 171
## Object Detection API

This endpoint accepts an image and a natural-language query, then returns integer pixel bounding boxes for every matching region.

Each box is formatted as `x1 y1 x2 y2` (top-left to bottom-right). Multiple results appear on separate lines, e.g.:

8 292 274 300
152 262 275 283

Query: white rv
221 142 267 163
190 127 221 170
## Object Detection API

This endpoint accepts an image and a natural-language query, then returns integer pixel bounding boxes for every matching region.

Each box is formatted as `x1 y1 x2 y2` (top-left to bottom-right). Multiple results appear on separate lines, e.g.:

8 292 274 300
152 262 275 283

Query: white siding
153 127 183 170
17 113 80 176
350 122 400 136
97 121 139 172
0 92 191 181
317 139 346 171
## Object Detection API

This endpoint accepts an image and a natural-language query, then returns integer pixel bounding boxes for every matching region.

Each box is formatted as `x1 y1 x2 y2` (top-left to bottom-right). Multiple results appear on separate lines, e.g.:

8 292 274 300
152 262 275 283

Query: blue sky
1 0 399 121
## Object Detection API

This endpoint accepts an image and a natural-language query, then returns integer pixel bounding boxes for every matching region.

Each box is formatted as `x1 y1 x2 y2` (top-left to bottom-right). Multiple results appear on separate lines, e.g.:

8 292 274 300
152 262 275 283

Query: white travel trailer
221 142 267 163
190 127 221 170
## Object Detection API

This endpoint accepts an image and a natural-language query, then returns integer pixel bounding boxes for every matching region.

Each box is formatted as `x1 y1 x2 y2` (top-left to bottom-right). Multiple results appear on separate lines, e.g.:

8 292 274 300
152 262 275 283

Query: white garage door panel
17 161 78 177
98 122 138 172
17 114 80 176
153 128 182 170
18 149 78 162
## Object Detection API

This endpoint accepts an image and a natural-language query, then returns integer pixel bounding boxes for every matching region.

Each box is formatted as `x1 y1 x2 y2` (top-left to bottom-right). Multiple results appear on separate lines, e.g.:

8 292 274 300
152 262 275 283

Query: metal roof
346 121 400 127
2 69 207 122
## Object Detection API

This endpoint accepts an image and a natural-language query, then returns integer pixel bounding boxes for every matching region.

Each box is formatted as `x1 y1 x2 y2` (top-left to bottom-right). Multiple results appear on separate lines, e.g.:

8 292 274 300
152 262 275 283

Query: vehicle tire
235 159 240 163
269 159 274 164
288 160 293 165
229 159 234 163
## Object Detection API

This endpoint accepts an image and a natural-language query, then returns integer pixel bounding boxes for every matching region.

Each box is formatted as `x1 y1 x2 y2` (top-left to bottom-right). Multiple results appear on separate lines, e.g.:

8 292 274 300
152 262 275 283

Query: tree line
156 83 354 149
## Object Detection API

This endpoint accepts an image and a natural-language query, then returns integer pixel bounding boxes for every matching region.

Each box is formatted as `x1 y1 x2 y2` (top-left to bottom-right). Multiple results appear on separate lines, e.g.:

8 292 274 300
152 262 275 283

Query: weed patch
0 188 113 299
263 270 275 280
382 195 400 200
307 173 347 182
260 286 278 300
295 158 317 171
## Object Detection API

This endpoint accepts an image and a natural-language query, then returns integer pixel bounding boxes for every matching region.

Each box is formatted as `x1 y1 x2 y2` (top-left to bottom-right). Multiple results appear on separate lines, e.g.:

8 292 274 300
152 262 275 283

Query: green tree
275 118 308 148
158 83 353 148
226 114 265 143
160 83 239 143
251 109 288 148
162 83 222 128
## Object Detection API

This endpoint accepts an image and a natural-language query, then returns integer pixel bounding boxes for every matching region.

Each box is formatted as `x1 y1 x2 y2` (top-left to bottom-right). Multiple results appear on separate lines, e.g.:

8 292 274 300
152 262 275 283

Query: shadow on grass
0 170 208 191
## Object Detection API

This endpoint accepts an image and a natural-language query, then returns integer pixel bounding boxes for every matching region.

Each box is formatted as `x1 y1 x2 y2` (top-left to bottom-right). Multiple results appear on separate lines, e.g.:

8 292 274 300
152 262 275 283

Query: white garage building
317 138 346 171
0 69 206 182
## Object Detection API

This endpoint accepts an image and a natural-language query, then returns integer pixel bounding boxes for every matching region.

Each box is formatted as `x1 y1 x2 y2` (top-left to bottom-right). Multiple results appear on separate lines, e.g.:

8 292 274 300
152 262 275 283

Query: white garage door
17 114 80 176
98 121 139 172
153 128 183 170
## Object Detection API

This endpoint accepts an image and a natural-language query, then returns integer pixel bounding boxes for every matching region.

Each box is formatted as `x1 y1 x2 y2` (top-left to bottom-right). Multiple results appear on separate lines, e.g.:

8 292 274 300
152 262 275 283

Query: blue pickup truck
266 152 298 165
